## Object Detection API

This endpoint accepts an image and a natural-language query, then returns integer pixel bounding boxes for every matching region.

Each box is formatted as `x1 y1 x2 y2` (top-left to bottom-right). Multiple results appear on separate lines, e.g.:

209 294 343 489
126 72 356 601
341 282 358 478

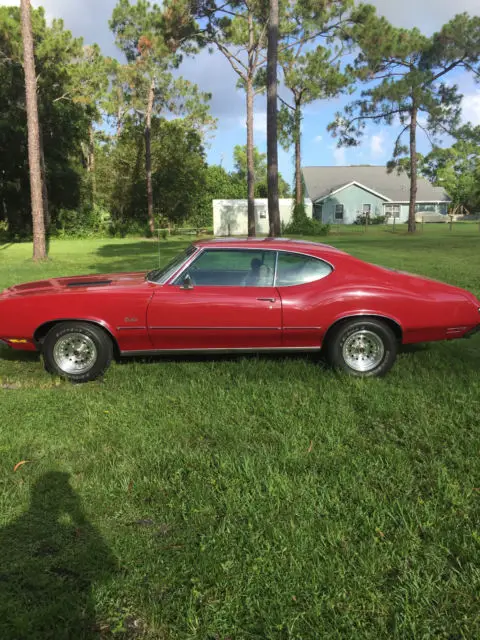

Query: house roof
302 166 450 203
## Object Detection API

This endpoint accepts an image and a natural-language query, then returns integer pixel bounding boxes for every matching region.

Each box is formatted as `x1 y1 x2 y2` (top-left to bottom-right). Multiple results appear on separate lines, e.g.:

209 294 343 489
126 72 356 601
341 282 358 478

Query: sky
2 0 480 185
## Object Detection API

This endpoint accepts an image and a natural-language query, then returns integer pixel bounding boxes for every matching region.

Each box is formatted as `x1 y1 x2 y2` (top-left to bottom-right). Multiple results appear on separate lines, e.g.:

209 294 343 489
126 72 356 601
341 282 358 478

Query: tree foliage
422 124 480 212
329 7 480 231
95 116 209 233
278 0 356 204
0 6 95 238
110 0 215 234
189 0 270 236
232 144 290 198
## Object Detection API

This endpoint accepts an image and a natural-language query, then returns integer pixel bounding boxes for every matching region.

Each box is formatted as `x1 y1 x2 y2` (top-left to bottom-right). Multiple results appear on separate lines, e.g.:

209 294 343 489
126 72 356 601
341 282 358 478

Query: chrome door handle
257 297 276 303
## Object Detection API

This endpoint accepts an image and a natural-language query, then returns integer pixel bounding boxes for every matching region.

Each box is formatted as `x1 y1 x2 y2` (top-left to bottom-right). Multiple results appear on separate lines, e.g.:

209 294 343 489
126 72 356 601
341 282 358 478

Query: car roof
193 237 347 258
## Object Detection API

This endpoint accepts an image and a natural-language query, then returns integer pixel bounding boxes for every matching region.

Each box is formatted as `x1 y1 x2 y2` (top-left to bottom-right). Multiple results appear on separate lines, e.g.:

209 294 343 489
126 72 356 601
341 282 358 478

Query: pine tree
20 0 46 260
329 8 480 232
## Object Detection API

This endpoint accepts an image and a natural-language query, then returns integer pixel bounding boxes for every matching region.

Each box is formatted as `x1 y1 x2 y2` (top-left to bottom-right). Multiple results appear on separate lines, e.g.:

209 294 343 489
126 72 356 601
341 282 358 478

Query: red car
0 238 479 382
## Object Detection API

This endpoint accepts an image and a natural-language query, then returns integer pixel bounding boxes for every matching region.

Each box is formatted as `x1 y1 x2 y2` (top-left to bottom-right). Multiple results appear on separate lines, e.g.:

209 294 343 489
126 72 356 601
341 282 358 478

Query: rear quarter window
276 252 333 287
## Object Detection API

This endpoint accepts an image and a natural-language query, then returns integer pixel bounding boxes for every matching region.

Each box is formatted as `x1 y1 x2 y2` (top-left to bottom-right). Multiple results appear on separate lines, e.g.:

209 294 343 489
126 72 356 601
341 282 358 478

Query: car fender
33 316 120 350
322 311 404 345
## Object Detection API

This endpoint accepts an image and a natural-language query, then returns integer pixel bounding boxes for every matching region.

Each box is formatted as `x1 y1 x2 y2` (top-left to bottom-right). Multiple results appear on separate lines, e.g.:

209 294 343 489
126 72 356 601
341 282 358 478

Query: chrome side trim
149 326 281 331
284 326 322 330
117 326 147 331
327 313 403 338
273 251 279 285
120 346 321 356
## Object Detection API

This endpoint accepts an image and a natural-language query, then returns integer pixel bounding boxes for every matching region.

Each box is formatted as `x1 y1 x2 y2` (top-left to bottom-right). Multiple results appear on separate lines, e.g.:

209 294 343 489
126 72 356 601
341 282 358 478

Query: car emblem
124 317 138 323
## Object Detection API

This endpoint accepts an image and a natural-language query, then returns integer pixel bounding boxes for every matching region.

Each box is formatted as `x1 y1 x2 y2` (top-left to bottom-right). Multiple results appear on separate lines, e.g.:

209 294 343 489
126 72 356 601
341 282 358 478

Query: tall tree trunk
39 125 50 238
246 12 256 237
267 0 280 236
294 97 302 205
88 124 96 201
20 0 46 261
408 104 418 233
246 78 256 237
145 78 155 236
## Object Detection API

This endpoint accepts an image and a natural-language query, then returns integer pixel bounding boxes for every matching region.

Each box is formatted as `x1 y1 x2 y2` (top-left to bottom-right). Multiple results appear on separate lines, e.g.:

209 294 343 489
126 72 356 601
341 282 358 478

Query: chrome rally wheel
53 332 98 375
342 329 385 373
326 318 398 377
43 322 113 383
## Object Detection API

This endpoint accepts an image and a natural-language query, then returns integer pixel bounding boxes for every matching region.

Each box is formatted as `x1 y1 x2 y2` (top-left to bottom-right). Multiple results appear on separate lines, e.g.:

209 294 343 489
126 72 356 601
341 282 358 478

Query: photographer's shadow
0 472 116 639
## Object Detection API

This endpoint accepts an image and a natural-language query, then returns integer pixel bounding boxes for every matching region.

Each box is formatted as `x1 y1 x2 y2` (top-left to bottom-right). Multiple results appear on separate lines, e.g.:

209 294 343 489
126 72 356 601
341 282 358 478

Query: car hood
3 272 147 297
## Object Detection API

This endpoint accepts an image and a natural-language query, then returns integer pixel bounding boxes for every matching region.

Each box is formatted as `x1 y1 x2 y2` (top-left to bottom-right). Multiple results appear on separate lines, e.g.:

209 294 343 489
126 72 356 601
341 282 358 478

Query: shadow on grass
0 472 116 639
115 351 327 367
0 347 40 364
90 240 189 274
2 341 478 376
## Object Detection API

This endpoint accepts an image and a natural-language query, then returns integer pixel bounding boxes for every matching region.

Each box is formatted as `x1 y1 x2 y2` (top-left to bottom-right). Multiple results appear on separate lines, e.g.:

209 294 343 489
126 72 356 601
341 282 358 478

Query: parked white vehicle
415 211 449 223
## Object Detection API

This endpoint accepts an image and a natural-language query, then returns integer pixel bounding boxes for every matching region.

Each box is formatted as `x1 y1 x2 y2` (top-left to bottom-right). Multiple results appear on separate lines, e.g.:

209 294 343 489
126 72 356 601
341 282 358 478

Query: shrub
354 213 386 226
285 204 330 236
56 204 112 238
0 220 9 242
109 219 149 238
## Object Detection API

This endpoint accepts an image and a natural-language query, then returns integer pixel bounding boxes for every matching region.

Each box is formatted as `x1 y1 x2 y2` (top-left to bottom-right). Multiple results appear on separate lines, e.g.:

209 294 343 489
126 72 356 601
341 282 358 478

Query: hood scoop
66 280 112 288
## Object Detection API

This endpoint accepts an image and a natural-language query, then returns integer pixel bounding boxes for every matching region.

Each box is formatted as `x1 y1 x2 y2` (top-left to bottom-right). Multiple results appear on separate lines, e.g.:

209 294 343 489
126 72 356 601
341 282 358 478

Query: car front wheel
325 318 398 377
42 322 113 382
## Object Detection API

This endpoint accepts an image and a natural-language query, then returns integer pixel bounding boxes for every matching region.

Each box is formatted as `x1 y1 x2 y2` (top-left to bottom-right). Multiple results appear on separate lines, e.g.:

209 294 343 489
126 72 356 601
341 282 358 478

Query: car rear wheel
325 318 398 377
42 322 113 383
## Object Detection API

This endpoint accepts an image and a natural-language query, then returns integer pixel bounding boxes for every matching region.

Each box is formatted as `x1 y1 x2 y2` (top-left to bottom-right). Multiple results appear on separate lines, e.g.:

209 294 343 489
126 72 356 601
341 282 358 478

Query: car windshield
146 245 197 284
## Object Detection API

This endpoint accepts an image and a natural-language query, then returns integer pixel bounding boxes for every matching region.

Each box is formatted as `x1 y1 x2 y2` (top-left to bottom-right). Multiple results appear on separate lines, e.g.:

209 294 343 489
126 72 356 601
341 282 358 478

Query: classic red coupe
0 238 479 382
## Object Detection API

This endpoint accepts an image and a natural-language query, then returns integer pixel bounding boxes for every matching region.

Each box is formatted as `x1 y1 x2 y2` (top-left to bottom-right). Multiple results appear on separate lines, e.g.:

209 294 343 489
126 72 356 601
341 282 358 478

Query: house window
439 203 448 215
363 204 371 215
334 204 344 220
313 203 323 220
256 205 267 219
415 203 436 213
384 204 400 218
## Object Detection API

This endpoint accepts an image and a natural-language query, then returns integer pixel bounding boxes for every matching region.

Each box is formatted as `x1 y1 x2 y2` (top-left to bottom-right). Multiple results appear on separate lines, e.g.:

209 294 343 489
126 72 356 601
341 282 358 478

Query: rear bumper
464 325 480 339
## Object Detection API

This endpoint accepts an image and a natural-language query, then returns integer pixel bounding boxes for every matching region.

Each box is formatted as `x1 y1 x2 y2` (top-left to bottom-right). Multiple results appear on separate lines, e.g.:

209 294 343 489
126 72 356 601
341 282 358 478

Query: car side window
177 249 276 287
275 252 332 287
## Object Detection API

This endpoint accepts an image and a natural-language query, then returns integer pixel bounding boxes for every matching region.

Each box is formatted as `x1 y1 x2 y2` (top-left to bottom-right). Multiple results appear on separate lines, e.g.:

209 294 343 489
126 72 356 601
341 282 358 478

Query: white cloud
370 133 385 158
331 146 346 166
314 135 323 143
362 0 478 32
238 111 267 137
254 112 267 136
462 92 480 126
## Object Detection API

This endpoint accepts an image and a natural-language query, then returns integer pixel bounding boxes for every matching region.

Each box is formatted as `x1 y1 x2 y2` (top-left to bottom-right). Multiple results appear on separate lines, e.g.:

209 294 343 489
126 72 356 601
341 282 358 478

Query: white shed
213 198 313 236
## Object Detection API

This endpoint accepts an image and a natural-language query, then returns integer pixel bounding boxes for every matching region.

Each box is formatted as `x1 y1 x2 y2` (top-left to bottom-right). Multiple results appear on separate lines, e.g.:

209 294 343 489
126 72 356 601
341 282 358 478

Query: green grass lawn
0 227 480 639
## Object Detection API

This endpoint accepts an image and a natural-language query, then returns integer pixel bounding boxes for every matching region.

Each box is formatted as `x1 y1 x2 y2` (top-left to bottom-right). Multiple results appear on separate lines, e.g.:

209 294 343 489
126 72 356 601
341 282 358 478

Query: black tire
42 322 113 383
325 318 398 378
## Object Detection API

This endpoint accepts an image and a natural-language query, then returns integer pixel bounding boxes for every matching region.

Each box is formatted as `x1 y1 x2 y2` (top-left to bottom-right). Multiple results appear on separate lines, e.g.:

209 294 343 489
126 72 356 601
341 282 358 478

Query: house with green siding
302 166 451 224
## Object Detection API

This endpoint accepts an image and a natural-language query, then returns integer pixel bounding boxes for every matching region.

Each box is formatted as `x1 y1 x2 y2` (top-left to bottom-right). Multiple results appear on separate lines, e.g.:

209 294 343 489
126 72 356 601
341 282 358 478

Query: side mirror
181 273 194 290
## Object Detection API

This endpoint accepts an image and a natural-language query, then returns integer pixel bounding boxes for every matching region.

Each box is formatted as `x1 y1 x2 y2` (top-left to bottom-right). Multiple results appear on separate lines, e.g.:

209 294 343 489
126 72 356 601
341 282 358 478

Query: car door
146 248 282 350
274 251 334 347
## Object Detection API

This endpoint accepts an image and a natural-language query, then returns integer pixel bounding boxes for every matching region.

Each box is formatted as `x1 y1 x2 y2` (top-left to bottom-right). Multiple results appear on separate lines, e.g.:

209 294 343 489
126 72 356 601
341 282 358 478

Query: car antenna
157 227 161 268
